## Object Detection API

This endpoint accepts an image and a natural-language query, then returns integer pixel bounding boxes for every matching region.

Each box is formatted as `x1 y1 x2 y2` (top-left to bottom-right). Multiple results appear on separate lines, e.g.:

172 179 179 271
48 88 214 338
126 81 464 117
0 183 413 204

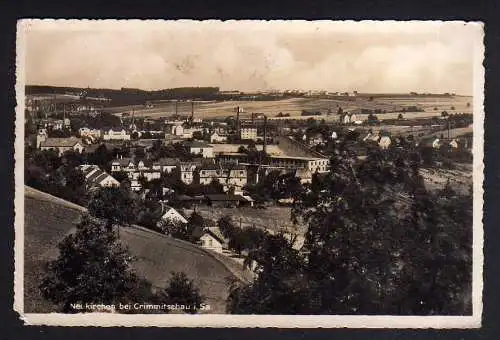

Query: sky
20 20 483 95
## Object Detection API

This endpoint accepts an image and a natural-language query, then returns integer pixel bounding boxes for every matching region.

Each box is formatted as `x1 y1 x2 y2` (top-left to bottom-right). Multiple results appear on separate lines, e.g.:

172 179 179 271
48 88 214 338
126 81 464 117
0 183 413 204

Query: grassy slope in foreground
23 186 242 314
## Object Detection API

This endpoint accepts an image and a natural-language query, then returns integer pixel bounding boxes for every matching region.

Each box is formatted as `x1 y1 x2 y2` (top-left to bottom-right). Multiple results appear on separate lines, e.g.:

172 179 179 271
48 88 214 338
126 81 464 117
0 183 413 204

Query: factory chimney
263 115 267 154
236 106 240 136
191 101 194 121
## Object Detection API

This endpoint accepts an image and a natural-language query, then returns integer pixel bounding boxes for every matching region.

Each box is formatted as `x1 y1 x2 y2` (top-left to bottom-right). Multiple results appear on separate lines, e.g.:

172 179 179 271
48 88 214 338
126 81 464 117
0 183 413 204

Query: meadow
104 95 473 122
23 186 246 314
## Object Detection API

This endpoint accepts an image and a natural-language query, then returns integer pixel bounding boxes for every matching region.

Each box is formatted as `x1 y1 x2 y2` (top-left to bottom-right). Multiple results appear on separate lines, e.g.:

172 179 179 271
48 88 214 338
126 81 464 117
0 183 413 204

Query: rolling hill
23 186 248 314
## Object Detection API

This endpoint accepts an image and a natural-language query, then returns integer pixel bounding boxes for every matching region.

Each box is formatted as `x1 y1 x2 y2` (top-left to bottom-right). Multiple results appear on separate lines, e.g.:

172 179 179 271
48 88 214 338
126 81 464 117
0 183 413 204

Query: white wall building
189 141 214 158
103 129 131 141
240 127 258 140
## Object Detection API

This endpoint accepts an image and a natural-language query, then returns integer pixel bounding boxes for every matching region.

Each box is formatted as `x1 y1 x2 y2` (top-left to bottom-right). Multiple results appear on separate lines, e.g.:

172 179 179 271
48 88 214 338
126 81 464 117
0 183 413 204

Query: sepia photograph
14 19 484 327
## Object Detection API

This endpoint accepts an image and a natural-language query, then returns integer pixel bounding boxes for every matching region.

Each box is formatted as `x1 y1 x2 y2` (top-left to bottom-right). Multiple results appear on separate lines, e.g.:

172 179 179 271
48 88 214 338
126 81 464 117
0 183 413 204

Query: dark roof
40 137 82 148
205 194 245 202
155 158 179 166
192 227 225 243
112 157 134 166
188 140 212 148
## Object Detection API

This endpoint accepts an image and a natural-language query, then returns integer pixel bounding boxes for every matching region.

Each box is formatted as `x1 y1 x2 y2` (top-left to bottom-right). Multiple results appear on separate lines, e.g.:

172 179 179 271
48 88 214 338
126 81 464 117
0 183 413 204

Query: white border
14 19 485 328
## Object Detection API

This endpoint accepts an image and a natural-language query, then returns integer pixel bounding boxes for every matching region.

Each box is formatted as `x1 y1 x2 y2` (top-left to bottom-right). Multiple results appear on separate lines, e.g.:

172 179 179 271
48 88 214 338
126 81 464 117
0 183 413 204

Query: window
208 239 213 247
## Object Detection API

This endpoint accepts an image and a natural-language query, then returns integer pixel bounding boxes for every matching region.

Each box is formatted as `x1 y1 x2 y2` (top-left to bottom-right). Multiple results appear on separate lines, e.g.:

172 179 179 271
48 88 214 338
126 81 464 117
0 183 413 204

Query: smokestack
236 107 240 136
175 101 178 116
263 115 267 154
191 101 194 121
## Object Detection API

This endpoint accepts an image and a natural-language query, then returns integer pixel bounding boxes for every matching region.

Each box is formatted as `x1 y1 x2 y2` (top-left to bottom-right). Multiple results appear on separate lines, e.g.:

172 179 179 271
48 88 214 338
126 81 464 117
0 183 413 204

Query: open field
24 187 247 313
420 166 473 194
102 96 472 121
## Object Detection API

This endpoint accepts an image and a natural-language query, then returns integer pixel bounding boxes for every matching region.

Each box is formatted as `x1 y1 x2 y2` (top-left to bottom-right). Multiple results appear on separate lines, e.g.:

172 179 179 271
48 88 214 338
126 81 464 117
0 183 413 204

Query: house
378 136 392 150
152 158 179 173
110 157 160 191
268 156 329 173
331 131 338 140
210 131 227 143
339 112 357 124
39 137 85 155
79 165 120 189
179 161 199 184
188 141 214 158
449 139 459 149
159 205 188 224
309 133 326 146
195 227 225 253
79 127 102 139
198 164 247 193
240 126 258 140
103 128 131 141
171 125 184 136
111 157 136 172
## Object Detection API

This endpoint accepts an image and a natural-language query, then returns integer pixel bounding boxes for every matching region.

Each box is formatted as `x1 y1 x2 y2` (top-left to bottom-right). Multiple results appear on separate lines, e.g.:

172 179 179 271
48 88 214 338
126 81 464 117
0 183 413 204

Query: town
24 85 474 315
25 85 473 258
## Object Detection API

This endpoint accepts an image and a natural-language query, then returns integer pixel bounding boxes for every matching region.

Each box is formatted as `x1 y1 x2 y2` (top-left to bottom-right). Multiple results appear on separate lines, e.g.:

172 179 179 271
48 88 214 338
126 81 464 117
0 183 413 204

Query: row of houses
110 157 249 193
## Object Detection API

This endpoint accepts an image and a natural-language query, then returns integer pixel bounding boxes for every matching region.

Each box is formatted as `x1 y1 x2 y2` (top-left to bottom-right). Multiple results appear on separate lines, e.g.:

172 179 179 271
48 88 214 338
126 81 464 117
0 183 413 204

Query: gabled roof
40 137 82 148
192 227 225 244
112 157 134 166
136 158 153 167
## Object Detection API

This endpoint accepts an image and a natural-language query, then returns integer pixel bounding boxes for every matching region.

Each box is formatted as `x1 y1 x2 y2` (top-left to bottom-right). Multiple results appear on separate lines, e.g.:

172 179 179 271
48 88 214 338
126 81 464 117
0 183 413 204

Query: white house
449 139 459 149
210 131 227 143
79 127 102 139
432 138 441 149
152 158 179 173
188 141 214 158
171 125 184 136
198 164 247 193
198 228 225 253
103 128 131 141
379 136 392 150
179 162 199 184
160 206 188 224
240 126 258 140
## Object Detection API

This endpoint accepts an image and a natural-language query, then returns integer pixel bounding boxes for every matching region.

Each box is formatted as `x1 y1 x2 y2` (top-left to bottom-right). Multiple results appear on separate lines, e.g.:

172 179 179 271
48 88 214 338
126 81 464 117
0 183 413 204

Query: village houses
79 164 120 189
198 163 247 194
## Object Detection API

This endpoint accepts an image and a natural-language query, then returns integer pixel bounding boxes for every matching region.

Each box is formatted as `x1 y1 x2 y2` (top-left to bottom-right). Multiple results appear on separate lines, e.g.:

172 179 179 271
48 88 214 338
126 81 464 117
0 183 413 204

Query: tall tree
39 214 140 312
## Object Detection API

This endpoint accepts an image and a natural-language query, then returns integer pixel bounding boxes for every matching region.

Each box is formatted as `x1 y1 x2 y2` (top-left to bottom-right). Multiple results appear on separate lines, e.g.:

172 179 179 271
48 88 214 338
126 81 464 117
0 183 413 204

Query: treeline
227 145 473 315
26 85 221 106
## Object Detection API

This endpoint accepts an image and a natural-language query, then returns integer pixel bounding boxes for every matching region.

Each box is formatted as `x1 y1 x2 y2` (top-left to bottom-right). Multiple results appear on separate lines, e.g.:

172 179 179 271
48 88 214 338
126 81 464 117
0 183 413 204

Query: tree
228 147 473 315
162 272 204 314
87 187 139 226
367 113 379 125
441 111 449 117
398 113 404 120
192 131 203 140
39 214 140 312
158 219 191 241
